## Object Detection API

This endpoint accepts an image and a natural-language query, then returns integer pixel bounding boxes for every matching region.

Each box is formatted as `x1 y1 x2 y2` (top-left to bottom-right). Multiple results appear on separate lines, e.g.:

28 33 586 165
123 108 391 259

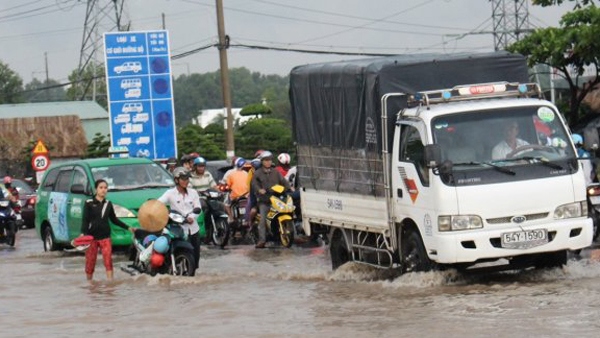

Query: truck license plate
501 229 548 249
589 195 600 205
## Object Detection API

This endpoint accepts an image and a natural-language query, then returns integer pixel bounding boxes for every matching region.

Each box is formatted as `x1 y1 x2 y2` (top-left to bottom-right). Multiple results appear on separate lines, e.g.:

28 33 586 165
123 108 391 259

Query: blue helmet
251 158 261 169
572 133 583 145
193 156 207 166
235 157 246 168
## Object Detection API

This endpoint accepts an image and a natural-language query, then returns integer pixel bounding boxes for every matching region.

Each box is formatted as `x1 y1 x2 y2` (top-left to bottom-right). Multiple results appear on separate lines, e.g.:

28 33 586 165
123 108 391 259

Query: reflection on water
3 229 600 337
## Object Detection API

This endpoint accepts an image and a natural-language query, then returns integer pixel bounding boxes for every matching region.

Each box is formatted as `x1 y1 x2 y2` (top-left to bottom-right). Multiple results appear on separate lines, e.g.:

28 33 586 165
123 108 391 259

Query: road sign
103 30 177 160
33 140 49 154
32 153 50 171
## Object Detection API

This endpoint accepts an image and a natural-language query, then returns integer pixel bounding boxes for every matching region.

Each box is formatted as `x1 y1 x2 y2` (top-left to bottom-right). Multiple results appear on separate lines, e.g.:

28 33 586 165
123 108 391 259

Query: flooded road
3 229 600 337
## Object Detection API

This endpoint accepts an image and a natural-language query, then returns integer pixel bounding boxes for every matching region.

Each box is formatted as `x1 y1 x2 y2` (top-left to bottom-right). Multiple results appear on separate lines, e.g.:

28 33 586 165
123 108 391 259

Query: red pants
85 238 113 275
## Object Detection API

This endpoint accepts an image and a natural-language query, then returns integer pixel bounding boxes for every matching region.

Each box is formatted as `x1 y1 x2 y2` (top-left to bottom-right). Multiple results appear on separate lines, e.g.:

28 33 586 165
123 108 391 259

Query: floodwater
3 229 600 337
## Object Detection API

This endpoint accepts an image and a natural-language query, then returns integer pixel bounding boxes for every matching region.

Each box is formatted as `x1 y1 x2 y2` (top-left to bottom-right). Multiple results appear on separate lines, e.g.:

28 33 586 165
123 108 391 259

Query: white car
124 88 141 98
117 137 132 146
114 61 142 74
135 136 150 145
132 113 149 123
113 114 130 124
122 102 143 114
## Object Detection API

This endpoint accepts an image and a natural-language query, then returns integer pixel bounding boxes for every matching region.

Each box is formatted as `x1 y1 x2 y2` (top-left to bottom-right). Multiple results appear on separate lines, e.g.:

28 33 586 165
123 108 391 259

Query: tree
235 118 294 160
240 103 273 117
66 63 107 109
86 133 111 158
0 60 24 104
23 78 67 102
508 3 600 126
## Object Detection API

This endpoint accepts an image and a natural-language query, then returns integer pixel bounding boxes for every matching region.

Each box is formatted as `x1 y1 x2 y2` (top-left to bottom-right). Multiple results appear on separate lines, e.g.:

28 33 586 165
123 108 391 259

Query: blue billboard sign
103 30 177 160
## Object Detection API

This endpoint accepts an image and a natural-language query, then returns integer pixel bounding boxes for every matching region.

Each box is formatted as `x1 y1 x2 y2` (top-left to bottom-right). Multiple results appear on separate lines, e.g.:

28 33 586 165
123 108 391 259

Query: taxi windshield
91 163 173 191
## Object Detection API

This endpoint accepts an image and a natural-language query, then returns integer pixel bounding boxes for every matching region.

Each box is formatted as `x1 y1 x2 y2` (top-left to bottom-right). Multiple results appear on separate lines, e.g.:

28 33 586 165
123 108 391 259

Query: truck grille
486 212 549 225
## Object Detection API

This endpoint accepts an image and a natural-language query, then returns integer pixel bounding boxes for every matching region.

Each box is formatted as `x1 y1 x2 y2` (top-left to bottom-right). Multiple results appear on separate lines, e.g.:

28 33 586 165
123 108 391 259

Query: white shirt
158 187 202 235
492 138 529 160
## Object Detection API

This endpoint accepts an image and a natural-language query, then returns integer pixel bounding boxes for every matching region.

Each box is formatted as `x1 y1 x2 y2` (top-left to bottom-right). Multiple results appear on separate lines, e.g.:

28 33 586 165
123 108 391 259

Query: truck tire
401 229 433 273
534 250 567 269
330 229 350 270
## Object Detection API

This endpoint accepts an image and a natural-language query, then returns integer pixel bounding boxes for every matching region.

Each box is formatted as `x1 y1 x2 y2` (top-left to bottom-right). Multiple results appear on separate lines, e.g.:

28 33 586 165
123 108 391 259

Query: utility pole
215 0 235 160
44 52 50 101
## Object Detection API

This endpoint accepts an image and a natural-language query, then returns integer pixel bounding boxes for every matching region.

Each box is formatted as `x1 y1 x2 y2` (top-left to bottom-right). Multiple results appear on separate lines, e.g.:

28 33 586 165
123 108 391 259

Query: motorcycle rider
224 157 249 226
189 157 217 191
157 167 202 269
251 151 292 248
275 153 292 178
3 176 20 213
166 157 178 174
181 153 198 172
572 133 597 185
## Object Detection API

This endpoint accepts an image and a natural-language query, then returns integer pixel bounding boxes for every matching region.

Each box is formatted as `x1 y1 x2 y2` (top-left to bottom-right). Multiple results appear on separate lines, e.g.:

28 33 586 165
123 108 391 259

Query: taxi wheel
43 226 58 252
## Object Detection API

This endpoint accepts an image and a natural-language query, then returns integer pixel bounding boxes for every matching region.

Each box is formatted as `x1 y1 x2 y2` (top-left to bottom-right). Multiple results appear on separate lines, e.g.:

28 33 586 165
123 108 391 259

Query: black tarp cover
289 52 529 196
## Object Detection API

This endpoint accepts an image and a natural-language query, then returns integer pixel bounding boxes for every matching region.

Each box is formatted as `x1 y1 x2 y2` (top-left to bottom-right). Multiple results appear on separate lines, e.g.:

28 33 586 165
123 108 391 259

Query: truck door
393 123 434 227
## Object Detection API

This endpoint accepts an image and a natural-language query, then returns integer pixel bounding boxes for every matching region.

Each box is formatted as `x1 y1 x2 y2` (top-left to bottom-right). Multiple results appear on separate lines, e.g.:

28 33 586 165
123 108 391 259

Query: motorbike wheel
279 220 295 248
43 226 59 252
212 218 230 249
170 250 196 277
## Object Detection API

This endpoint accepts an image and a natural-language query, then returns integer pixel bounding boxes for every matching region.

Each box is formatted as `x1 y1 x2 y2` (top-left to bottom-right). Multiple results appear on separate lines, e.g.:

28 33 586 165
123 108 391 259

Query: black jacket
81 197 129 240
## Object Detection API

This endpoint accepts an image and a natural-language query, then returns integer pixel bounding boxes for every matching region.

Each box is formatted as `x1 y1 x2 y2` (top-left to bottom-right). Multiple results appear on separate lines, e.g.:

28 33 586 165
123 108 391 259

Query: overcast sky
0 0 574 84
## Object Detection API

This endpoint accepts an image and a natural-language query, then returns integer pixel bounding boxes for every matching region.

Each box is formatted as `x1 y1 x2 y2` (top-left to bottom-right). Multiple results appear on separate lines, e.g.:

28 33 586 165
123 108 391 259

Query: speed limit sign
31 154 50 171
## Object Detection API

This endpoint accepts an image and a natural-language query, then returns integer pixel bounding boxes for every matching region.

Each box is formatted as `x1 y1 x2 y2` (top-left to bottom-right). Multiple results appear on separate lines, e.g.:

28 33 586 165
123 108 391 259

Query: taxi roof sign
33 140 49 154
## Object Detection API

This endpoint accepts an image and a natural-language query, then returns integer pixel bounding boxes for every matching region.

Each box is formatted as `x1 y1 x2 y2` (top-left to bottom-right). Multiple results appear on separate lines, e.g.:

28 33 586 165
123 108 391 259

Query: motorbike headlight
169 212 185 224
438 215 483 232
554 201 586 219
113 204 135 218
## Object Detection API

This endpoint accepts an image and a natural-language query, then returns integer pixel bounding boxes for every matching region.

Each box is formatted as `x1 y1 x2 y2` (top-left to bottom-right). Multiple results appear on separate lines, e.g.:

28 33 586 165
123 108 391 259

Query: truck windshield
431 105 576 185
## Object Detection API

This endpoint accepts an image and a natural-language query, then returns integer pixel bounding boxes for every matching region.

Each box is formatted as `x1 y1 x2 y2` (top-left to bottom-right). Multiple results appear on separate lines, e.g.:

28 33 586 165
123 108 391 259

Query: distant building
193 108 252 128
0 101 110 177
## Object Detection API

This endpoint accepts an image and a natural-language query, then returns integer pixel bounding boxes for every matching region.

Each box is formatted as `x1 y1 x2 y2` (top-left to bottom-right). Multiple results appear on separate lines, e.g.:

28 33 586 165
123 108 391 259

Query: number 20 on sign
31 154 50 171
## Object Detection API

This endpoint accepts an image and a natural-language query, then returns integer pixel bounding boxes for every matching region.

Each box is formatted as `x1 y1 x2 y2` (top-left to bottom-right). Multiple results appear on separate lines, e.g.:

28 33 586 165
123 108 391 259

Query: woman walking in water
81 179 135 281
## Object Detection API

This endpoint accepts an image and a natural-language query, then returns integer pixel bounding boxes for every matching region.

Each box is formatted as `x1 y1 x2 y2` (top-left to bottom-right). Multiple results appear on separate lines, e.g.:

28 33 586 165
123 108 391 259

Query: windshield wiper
519 156 563 170
452 161 516 176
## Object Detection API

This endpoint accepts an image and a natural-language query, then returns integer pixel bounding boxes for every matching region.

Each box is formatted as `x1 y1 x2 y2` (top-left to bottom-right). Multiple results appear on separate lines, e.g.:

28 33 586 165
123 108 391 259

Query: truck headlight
113 204 135 218
438 215 483 232
554 201 586 219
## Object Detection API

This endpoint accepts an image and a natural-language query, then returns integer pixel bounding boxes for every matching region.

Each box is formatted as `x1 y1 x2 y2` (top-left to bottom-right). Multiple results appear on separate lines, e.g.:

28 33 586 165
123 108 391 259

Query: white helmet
277 153 291 165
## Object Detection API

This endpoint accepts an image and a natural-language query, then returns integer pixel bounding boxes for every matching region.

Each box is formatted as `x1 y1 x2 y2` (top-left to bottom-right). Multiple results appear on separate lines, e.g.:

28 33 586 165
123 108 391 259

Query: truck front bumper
432 217 593 264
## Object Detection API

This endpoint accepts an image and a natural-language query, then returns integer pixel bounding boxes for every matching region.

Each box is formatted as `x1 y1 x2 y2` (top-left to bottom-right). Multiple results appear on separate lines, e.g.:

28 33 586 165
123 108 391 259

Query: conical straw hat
137 199 168 232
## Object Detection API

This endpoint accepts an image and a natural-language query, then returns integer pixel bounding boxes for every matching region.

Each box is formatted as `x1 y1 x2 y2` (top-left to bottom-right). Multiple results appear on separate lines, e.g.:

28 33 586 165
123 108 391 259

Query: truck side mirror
424 144 442 168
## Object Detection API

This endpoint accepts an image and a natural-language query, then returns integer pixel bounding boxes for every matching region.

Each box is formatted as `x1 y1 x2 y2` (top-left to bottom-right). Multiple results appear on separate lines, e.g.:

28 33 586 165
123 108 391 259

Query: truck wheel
401 229 432 273
43 226 59 252
534 250 567 269
330 229 350 270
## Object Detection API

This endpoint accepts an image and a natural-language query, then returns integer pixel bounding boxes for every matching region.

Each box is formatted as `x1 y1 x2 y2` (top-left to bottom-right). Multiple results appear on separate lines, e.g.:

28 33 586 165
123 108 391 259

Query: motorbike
127 208 200 277
587 183 600 242
0 199 20 247
228 194 257 245
198 189 230 248
254 184 295 248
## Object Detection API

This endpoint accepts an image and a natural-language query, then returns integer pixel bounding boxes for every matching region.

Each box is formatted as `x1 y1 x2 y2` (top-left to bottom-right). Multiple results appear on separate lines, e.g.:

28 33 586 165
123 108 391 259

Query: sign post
103 30 177 160
31 140 50 184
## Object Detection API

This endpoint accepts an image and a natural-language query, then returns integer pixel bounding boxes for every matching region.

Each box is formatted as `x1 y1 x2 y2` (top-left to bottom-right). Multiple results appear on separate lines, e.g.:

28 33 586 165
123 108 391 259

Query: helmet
3 176 12 184
189 152 200 159
251 158 261 169
235 157 246 168
180 154 191 162
254 149 265 158
150 252 165 268
277 153 291 165
259 150 273 161
154 236 170 254
193 156 207 166
167 157 177 165
143 235 157 247
572 133 583 145
172 167 190 179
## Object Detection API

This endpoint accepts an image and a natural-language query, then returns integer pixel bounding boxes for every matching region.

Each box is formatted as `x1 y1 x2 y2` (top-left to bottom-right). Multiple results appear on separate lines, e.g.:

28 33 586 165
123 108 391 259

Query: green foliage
533 0 596 8
86 133 110 158
240 103 273 116
176 123 225 160
508 4 600 126
235 118 294 160
23 78 67 102
0 60 24 104
66 63 107 110
173 67 290 127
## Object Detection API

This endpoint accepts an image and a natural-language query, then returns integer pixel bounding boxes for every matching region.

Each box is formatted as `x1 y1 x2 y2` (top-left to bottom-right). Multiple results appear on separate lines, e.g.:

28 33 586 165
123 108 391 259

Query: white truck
289 52 593 273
